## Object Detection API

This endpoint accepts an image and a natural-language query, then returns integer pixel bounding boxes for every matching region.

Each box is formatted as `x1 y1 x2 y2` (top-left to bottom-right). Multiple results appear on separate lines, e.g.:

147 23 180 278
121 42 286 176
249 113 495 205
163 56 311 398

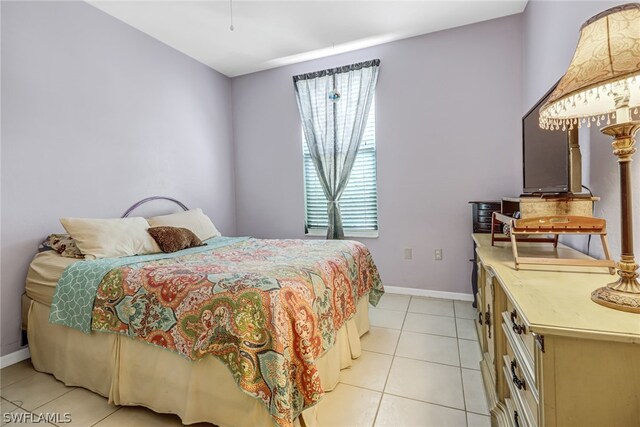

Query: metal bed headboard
121 196 189 218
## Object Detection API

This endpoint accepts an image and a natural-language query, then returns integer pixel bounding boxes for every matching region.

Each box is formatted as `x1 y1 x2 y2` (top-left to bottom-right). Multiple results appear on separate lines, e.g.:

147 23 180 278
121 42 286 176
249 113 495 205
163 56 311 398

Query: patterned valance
293 59 380 82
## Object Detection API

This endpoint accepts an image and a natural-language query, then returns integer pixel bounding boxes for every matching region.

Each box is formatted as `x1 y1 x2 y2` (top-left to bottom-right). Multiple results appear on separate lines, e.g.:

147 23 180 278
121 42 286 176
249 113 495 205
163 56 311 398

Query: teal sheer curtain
293 59 380 239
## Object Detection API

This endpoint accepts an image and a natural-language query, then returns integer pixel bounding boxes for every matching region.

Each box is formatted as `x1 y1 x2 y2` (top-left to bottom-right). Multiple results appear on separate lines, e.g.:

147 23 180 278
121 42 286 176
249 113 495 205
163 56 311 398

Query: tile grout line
454 303 472 427
391 353 478 371
454 315 469 415
0 396 22 420
4 387 74 427
0 370 39 391
358 346 397 358
370 297 410 426
371 297 484 425
24 387 76 418
402 327 460 340
32 388 76 412
371 327 479 342
363 347 480 371
90 407 123 427
408 310 456 318
371 297 481 426
1 372 99 426
366 326 477 343
467 409 492 417
382 391 468 415
369 319 479 342
373 306 463 319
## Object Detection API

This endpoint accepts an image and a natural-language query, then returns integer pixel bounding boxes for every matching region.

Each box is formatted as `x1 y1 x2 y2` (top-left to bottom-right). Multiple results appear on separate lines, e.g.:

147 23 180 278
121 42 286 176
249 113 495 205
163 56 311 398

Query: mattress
25 250 79 306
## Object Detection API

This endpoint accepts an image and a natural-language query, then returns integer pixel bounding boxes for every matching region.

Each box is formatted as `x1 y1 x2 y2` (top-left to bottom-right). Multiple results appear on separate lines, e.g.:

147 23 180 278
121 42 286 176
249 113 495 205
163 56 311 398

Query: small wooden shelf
493 213 615 273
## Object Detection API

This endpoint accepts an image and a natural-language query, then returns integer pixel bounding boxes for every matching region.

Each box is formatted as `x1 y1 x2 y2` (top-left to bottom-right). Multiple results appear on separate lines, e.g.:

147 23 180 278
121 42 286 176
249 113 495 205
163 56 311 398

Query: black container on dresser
471 201 501 233
469 201 501 307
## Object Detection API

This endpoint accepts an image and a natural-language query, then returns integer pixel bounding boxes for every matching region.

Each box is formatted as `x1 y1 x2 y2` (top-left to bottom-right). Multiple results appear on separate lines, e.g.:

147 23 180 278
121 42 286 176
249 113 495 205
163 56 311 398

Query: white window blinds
303 99 378 233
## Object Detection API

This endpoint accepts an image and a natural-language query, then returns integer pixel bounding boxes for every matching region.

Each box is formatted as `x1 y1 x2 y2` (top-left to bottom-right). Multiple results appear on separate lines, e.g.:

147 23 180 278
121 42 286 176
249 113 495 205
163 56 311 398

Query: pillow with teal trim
40 234 84 259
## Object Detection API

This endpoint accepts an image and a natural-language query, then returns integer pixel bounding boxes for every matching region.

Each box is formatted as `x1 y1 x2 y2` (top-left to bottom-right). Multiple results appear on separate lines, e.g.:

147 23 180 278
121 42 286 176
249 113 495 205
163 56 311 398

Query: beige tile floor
0 294 489 427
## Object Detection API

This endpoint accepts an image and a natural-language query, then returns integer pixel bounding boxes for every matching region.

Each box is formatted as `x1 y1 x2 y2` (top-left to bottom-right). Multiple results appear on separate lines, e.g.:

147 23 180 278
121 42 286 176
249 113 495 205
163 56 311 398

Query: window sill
305 229 379 239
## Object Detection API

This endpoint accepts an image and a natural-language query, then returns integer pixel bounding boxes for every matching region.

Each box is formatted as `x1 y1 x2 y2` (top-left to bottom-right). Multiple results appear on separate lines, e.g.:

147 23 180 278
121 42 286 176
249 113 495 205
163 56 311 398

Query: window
303 98 378 236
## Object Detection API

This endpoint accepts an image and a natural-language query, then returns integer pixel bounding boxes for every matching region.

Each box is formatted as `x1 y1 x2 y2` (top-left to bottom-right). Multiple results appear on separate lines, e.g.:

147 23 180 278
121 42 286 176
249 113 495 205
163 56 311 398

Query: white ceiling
88 1 528 77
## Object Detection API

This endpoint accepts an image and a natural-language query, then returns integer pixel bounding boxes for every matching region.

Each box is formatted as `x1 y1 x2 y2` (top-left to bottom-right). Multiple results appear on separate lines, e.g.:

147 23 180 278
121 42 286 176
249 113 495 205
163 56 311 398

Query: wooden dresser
472 233 640 427
470 201 501 307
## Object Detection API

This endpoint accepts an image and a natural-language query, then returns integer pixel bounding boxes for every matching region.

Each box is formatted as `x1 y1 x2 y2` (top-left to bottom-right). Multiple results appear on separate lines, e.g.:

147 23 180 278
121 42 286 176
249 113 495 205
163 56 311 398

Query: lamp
540 3 640 313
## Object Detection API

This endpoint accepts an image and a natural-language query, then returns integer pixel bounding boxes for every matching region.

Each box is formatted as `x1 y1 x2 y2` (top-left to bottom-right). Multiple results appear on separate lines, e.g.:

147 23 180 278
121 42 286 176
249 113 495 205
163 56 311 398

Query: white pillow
147 208 221 241
60 217 161 259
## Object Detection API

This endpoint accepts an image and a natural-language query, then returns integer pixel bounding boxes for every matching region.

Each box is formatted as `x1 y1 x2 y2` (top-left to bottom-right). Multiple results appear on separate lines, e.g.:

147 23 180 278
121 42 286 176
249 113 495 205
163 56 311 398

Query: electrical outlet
404 248 413 260
434 249 443 261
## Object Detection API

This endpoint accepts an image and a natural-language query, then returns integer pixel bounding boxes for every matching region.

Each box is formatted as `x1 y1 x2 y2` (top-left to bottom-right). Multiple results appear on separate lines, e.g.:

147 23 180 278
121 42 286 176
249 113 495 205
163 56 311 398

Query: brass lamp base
591 255 640 313
591 121 640 314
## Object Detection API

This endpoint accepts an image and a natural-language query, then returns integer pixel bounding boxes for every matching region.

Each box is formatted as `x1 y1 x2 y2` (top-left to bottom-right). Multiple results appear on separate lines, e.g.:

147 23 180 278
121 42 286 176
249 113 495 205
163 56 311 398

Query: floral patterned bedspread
90 238 383 426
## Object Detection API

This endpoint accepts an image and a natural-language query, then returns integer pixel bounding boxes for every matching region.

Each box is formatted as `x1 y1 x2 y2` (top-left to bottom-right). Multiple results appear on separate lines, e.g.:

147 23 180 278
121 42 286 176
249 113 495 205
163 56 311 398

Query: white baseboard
0 348 30 369
384 285 474 302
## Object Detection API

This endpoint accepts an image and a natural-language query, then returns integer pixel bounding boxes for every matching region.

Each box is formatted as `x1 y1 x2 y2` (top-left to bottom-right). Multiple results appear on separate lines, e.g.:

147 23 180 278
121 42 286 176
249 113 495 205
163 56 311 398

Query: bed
22 197 383 427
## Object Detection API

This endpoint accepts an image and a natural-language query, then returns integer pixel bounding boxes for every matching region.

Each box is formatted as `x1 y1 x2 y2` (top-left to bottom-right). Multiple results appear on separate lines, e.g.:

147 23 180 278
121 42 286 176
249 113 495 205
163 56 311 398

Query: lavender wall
231 15 523 293
522 0 639 261
0 1 235 356
6 0 629 359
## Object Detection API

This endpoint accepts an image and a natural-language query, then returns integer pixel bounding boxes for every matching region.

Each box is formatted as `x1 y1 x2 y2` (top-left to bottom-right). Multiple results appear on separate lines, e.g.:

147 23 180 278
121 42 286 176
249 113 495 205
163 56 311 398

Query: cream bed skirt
27 295 370 427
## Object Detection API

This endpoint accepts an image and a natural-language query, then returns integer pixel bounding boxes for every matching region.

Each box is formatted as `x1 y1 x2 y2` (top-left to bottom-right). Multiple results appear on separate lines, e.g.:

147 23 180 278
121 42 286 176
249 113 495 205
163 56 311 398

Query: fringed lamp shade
539 3 640 313
539 3 640 131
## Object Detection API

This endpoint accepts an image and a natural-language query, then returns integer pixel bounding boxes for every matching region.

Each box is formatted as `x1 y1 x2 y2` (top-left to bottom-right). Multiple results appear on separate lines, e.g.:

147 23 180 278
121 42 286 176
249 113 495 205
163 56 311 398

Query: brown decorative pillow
147 226 205 253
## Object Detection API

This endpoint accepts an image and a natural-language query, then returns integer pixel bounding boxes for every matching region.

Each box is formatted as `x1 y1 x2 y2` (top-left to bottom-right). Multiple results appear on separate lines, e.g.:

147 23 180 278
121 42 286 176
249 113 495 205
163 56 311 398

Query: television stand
491 195 598 244
502 195 598 218
520 192 593 198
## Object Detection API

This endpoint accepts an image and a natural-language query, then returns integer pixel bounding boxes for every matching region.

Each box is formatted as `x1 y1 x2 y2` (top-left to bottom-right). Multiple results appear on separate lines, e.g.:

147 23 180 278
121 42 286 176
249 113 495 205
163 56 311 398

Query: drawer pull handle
485 305 491 338
510 310 526 335
514 410 520 427
510 359 526 390
478 311 483 325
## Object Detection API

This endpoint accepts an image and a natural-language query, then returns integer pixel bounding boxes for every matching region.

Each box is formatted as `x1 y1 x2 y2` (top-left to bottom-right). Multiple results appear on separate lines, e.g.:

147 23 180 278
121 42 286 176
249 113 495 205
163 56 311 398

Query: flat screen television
522 83 581 194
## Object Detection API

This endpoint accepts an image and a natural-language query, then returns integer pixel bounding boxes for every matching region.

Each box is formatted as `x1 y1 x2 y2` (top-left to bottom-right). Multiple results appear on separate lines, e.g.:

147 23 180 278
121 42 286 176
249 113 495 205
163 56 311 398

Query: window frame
302 97 379 239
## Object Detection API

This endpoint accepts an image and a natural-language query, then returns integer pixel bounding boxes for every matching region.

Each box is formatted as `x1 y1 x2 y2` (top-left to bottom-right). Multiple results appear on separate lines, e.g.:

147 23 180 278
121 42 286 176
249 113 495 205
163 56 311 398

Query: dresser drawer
475 262 486 350
475 292 484 347
475 212 495 223
504 398 522 427
503 351 538 427
476 202 501 211
505 300 535 375
484 269 496 379
474 223 494 233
